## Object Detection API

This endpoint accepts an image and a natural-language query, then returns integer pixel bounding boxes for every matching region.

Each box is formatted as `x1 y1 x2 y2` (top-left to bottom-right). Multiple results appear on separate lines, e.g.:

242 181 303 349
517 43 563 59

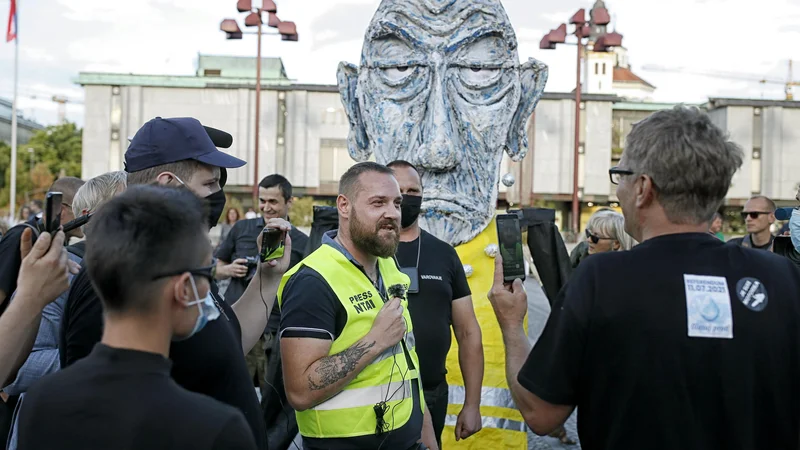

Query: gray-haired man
489 106 800 449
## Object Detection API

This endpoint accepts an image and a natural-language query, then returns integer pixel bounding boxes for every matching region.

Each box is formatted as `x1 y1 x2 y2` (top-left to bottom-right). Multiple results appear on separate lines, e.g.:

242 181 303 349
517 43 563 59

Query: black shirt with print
519 233 800 450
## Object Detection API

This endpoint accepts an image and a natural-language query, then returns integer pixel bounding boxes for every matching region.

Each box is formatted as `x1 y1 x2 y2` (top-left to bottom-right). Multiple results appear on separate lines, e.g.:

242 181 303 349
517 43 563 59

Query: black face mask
206 189 227 229
401 194 423 229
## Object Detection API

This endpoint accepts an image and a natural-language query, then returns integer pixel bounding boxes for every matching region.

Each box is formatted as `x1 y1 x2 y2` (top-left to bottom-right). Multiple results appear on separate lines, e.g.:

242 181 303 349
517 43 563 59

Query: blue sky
1 0 799 126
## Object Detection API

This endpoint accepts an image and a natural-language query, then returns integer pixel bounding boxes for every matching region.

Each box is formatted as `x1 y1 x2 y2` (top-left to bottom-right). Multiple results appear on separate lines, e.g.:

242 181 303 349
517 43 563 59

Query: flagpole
9 0 18 223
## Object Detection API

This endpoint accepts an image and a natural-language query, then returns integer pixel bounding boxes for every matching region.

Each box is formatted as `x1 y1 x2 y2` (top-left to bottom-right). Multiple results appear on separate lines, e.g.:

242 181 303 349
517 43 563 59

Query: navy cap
124 117 245 173
775 207 795 221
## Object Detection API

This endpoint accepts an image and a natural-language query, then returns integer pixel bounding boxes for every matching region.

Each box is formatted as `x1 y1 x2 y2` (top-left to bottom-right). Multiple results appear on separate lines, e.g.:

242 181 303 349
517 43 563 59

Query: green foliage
291 196 335 227
0 123 82 211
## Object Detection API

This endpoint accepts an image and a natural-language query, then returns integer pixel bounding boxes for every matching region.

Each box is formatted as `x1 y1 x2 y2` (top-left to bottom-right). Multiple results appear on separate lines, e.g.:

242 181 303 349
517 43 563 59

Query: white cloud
1 0 798 126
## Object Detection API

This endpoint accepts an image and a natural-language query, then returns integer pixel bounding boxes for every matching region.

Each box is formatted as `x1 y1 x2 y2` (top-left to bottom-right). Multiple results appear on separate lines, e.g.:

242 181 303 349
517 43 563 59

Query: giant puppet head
338 0 548 246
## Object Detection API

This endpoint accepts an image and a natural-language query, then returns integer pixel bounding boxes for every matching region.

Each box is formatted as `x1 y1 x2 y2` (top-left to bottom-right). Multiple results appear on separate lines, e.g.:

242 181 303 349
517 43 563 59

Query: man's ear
336 194 350 220
505 58 549 161
172 273 192 306
337 62 371 162
155 172 176 186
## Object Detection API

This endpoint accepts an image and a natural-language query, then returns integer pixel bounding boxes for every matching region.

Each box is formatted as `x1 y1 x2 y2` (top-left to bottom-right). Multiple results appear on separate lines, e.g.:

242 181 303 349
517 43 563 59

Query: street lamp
540 5 621 237
220 0 299 206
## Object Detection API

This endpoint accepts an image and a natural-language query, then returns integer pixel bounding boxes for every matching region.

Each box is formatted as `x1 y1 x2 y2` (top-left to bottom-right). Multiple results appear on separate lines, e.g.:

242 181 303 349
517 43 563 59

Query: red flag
6 0 17 42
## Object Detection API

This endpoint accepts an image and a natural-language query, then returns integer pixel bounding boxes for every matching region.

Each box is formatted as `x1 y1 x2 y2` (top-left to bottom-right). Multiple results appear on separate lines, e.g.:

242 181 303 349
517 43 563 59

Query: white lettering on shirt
684 274 733 339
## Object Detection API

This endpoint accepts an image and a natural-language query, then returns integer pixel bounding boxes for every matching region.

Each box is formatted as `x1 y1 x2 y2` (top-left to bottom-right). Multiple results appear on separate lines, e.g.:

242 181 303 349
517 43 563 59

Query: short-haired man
729 195 776 250
215 173 309 396
387 160 483 447
17 186 257 450
489 106 800 448
2 171 127 450
279 162 438 450
0 177 84 311
59 117 292 450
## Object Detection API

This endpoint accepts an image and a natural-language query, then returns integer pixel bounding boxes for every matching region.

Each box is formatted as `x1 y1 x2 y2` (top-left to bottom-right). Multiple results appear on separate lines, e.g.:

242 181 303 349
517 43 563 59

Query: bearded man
277 162 438 450
338 0 548 447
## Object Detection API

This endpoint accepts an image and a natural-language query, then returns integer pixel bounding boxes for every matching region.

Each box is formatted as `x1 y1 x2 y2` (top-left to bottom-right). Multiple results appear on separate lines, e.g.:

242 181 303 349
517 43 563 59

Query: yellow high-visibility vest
443 218 529 449
277 244 424 439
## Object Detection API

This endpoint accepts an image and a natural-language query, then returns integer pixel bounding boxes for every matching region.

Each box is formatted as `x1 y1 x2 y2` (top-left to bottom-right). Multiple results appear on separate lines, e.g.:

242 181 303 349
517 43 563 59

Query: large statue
338 0 548 448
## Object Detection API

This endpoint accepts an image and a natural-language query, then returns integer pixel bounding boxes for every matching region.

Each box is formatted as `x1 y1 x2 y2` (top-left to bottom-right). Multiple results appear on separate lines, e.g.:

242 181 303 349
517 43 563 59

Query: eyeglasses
741 211 772 220
585 229 615 244
151 265 214 283
609 167 635 185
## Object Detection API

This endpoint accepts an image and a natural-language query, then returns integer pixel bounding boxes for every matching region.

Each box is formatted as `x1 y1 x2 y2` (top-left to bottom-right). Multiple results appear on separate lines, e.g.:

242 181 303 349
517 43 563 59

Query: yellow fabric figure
442 218 528 449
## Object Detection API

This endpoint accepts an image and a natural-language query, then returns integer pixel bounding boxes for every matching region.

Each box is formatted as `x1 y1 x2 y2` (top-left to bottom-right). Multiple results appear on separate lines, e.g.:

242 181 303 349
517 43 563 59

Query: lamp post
221 0 298 207
540 6 621 237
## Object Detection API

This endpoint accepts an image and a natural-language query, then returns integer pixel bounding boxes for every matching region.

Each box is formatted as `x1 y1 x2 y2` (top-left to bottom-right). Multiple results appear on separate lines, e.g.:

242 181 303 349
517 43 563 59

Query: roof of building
705 97 800 110
195 54 288 80
613 66 656 89
612 101 688 111
0 98 46 131
76 54 291 88
75 72 293 88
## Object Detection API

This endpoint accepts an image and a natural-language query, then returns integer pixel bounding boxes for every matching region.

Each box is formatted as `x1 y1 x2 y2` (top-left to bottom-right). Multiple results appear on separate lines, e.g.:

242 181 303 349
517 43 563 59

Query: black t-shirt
395 229 470 390
59 272 268 450
519 233 800 450
728 233 775 250
18 344 256 450
0 218 40 313
215 218 308 333
280 239 423 450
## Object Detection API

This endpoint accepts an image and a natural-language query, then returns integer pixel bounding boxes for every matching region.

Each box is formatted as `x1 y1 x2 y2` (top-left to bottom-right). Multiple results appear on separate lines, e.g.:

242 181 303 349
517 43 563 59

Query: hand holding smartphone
44 192 63 234
259 227 286 263
496 214 526 282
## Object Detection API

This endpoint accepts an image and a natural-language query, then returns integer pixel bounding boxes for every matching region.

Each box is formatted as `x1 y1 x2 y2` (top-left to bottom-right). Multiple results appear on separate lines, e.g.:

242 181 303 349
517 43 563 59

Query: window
319 139 374 183
595 63 599 75
203 69 221 77
602 63 606 75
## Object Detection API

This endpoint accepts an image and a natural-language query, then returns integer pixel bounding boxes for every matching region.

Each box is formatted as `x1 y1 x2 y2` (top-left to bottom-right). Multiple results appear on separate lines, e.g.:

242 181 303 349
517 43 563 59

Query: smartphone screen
45 192 63 233
260 227 286 262
496 214 526 282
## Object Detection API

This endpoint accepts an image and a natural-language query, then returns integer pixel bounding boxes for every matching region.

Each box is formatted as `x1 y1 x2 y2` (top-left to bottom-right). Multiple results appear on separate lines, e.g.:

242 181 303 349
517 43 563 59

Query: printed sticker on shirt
684 274 733 339
735 277 768 312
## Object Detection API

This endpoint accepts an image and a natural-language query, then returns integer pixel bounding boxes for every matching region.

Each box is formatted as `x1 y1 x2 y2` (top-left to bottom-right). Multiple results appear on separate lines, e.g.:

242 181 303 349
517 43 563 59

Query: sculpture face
338 0 547 246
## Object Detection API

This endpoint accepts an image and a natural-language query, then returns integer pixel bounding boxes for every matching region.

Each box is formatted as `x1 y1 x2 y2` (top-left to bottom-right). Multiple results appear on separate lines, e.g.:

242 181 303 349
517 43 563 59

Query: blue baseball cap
124 117 246 173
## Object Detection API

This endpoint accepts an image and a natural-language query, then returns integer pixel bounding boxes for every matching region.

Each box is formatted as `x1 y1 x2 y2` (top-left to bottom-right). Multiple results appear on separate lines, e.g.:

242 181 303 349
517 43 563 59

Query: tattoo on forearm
308 340 376 391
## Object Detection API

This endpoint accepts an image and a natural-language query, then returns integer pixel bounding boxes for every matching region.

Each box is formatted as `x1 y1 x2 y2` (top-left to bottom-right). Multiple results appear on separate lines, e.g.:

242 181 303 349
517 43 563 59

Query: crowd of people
0 106 798 450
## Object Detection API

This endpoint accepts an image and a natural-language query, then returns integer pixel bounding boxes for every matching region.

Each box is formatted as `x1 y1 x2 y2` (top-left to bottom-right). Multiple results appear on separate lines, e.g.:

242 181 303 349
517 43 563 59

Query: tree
0 123 82 212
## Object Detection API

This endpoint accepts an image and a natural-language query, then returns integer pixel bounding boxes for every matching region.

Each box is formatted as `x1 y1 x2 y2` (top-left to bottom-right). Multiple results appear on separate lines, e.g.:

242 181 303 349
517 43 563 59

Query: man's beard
350 207 399 258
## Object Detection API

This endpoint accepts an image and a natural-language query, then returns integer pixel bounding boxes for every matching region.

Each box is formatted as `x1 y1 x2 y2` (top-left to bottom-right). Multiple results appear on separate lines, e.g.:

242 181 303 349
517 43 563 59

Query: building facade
76 56 800 234
0 98 45 146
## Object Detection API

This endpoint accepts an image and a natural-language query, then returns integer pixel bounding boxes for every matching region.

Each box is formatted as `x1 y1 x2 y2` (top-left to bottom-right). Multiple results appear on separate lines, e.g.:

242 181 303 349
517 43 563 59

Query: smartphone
496 214 526 282
44 192 63 233
260 227 286 262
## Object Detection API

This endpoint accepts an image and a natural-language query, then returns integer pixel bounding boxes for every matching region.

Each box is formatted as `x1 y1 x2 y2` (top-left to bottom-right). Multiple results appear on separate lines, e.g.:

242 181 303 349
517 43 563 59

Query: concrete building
76 55 800 234
0 98 45 145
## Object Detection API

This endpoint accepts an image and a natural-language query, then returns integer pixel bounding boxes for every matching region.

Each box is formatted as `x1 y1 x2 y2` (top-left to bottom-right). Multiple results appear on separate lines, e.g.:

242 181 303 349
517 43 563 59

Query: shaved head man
338 0 548 246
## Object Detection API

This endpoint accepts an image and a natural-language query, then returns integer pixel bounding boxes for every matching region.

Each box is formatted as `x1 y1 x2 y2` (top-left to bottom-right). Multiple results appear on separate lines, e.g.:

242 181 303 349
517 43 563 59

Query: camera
244 256 260 281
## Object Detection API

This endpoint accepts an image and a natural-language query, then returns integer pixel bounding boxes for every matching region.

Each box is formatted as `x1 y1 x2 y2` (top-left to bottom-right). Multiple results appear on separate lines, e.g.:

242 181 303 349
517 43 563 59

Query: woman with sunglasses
579 210 637 263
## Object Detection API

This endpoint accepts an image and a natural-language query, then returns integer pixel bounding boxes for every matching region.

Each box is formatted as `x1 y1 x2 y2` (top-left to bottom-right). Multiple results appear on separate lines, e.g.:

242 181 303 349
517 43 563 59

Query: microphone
387 284 406 300
62 213 93 234
775 207 795 221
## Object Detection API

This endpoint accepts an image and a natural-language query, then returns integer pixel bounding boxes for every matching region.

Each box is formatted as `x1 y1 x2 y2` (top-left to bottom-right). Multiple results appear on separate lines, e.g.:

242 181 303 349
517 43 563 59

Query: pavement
525 278 581 449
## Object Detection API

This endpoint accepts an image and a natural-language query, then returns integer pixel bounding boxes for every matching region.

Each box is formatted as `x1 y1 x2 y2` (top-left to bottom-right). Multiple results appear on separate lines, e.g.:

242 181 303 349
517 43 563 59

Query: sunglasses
152 265 215 283
585 229 615 244
740 211 771 220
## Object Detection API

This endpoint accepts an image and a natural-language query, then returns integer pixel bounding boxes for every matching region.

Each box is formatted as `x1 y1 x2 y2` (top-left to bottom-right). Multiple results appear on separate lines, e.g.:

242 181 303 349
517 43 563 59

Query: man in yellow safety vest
278 162 439 450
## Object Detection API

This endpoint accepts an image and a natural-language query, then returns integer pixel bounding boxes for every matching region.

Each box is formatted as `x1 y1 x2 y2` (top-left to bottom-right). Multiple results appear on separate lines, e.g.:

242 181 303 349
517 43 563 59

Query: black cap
124 117 245 173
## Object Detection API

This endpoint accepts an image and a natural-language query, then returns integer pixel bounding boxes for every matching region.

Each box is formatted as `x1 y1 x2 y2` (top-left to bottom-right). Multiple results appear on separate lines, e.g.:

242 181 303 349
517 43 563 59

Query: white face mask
790 209 800 253
172 277 220 342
